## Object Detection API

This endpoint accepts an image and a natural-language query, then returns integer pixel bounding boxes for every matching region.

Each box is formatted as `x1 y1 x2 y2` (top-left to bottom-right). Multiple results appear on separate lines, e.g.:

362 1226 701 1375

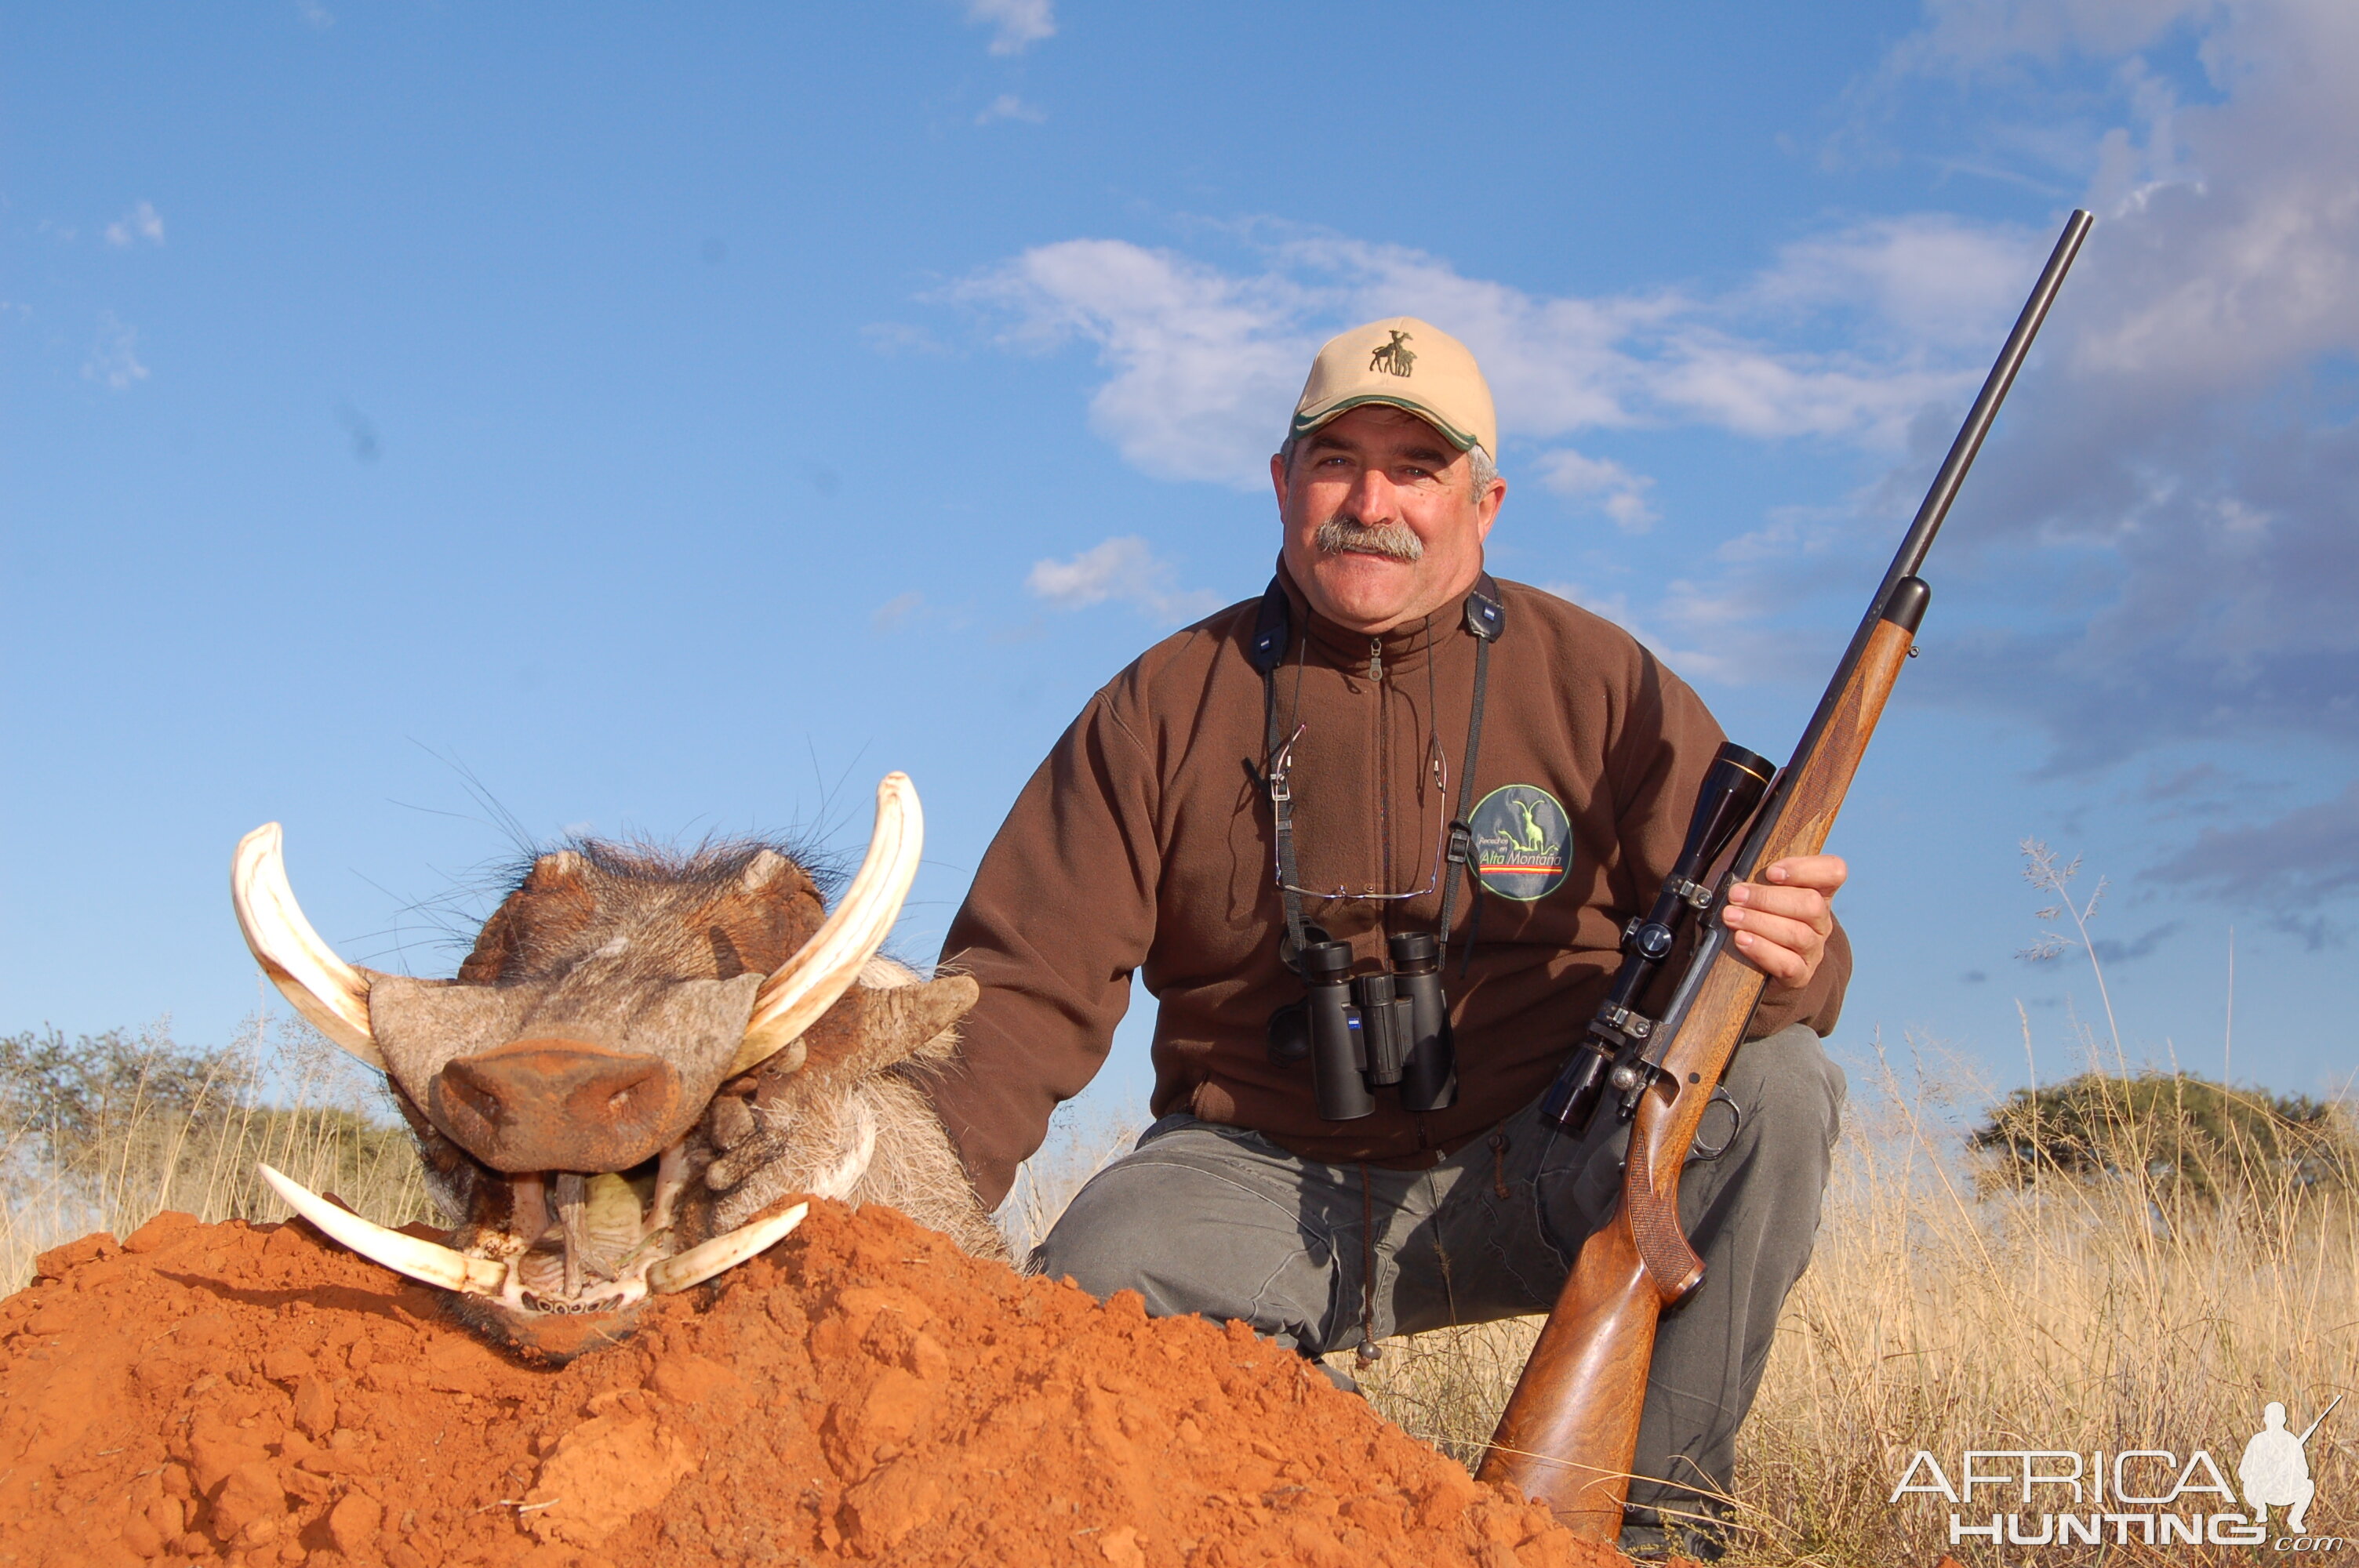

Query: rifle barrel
1477 210 2097 1536
1878 208 2093 601
1724 208 2092 890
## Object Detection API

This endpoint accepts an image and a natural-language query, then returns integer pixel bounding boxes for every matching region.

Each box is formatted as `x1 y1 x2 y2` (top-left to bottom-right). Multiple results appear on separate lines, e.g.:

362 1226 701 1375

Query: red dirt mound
0 1203 1630 1568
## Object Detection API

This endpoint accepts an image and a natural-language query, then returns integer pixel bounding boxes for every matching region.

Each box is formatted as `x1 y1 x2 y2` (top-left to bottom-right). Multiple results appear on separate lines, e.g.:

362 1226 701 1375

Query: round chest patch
1470 784 1573 901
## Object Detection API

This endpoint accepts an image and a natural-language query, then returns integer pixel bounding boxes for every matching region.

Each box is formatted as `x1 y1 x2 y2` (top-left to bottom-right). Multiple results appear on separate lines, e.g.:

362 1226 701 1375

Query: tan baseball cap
1289 316 1497 457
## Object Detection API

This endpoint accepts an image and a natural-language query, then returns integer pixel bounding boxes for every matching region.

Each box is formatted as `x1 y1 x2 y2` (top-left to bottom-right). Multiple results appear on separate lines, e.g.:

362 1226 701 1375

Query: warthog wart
232 773 1001 1355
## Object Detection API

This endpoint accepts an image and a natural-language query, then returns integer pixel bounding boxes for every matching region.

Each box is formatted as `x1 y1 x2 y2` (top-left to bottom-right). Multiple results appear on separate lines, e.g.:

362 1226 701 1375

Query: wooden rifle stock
1476 209 2094 1537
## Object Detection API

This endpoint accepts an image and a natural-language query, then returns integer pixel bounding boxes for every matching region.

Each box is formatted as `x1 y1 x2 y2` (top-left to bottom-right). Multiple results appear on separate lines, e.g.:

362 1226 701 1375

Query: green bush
1971 1069 2357 1201
0 1025 251 1156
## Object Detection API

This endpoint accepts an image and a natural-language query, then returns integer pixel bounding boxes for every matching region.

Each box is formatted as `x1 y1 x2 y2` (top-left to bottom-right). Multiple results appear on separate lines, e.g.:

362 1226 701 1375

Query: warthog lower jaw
259 1152 809 1317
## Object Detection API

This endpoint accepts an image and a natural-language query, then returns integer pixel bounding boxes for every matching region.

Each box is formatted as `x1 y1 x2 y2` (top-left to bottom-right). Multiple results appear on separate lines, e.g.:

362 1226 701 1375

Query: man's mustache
1314 517 1424 563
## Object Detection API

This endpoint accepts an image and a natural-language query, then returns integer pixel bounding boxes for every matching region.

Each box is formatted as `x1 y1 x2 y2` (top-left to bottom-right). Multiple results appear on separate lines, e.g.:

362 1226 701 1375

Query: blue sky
5 1 2354 1121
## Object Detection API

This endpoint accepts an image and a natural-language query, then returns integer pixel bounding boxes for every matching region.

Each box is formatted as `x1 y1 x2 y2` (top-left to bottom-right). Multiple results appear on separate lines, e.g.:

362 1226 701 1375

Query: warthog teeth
646 1203 809 1295
260 1163 509 1297
267 1160 805 1311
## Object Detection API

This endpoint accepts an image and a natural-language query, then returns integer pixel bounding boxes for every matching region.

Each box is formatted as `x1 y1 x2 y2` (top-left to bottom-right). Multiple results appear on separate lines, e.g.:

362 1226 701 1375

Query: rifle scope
1541 741 1774 1133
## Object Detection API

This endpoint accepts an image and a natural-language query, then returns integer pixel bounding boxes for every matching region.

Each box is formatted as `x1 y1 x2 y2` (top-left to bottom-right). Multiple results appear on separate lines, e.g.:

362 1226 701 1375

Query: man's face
1271 405 1507 635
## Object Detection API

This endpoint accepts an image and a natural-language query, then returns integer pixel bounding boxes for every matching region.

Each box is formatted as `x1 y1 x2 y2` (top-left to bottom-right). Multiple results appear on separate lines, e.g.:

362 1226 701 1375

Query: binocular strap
1255 578 1503 971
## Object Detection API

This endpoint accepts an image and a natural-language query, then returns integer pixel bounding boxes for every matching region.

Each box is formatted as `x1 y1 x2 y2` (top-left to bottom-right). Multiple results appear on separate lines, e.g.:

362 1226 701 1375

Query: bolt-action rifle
1477 209 2095 1538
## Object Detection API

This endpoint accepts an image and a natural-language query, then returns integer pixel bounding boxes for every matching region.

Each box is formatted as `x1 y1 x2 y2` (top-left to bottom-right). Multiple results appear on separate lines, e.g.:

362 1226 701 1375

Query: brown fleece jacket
934 568 1848 1210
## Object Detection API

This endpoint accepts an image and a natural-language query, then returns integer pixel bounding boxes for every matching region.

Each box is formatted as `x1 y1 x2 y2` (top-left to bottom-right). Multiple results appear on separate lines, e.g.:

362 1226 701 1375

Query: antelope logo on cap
1369 328 1416 377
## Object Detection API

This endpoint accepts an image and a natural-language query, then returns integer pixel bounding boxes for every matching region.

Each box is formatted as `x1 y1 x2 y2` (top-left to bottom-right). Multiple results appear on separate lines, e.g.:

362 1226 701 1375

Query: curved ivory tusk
731 773 924 1075
232 824 385 1069
647 1202 809 1294
809 1102 878 1203
260 1163 507 1295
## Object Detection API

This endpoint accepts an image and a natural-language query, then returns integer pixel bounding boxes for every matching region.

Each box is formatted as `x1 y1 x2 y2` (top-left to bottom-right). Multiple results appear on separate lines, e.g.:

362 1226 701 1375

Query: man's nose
1343 465 1399 521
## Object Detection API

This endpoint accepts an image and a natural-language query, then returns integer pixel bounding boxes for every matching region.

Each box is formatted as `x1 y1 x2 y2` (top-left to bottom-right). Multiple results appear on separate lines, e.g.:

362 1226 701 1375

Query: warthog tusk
809 1103 878 1202
260 1163 507 1296
232 825 385 1069
732 774 924 1075
647 1203 809 1294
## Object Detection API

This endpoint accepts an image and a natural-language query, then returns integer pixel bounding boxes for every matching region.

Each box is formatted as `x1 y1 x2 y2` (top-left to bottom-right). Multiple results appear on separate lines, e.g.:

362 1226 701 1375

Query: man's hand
1721 854 1845 993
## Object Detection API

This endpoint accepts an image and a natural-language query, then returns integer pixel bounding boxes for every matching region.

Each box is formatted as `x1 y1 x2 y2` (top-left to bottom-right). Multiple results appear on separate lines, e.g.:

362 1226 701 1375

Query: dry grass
1337 845 2359 1561
13 939 2351 1565
1345 1034 2359 1564
995 1100 1143 1263
0 1015 432 1289
1730 1040 2356 1565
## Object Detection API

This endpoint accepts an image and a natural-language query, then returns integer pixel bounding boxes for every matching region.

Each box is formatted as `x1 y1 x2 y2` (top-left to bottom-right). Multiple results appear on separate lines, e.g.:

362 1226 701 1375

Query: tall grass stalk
0 1014 431 1289
995 1100 1142 1262
1346 1031 2357 1565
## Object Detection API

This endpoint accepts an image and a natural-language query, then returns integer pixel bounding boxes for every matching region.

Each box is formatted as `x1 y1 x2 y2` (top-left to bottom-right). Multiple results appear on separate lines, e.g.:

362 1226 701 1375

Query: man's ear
1270 450 1289 510
1474 474 1506 543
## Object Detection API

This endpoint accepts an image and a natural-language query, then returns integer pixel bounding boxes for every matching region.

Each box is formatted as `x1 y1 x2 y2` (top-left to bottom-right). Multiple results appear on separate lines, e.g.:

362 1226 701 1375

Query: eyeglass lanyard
1251 575 1504 969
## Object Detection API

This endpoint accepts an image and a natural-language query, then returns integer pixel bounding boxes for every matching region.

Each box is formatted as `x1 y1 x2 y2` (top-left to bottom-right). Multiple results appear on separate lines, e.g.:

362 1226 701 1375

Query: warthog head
232 774 986 1354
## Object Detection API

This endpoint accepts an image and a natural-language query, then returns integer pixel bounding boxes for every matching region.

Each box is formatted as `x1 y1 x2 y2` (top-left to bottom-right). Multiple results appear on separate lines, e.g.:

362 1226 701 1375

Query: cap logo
1368 329 1416 379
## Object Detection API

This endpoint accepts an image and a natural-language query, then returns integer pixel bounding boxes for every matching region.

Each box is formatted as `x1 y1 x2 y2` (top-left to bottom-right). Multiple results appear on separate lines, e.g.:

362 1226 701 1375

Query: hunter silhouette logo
1885 1396 2344 1552
1369 328 1416 377
2242 1396 2338 1536
1470 784 1570 901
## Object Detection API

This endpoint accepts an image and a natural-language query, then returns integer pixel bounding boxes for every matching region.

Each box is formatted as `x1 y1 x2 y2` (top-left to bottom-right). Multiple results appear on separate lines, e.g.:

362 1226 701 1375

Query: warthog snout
432 1039 684 1174
231 773 1005 1353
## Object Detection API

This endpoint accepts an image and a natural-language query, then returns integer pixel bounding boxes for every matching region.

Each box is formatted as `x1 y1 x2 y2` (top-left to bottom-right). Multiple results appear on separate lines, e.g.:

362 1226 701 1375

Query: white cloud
975 93 1046 126
873 591 927 633
1531 577 1792 689
1027 536 1222 624
863 321 943 356
1835 0 2359 780
954 240 1316 486
954 232 1977 492
1534 448 1658 533
104 201 164 248
1884 0 2219 76
1750 216 2050 350
959 0 2359 913
860 321 949 356
966 0 1054 55
82 312 149 390
2150 780 2359 938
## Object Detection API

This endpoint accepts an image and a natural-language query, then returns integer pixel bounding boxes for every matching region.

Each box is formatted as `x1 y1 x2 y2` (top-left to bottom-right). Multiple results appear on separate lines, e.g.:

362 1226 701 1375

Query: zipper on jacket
1368 637 1383 682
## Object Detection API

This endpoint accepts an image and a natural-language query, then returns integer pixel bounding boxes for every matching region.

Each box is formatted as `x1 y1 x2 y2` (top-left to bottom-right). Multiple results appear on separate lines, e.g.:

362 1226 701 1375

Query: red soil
0 1202 1634 1568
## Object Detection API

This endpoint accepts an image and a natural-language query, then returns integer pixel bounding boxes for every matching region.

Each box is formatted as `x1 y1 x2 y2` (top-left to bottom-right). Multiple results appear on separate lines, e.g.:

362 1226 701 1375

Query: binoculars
1268 931 1458 1121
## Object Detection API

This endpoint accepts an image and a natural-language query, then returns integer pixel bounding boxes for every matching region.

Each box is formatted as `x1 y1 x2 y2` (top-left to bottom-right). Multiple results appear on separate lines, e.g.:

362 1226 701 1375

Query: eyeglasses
1267 723 1450 902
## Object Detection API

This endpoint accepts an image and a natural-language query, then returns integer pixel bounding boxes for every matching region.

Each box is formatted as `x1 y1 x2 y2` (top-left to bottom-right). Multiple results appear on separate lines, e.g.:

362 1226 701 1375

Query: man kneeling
930 318 1848 1557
